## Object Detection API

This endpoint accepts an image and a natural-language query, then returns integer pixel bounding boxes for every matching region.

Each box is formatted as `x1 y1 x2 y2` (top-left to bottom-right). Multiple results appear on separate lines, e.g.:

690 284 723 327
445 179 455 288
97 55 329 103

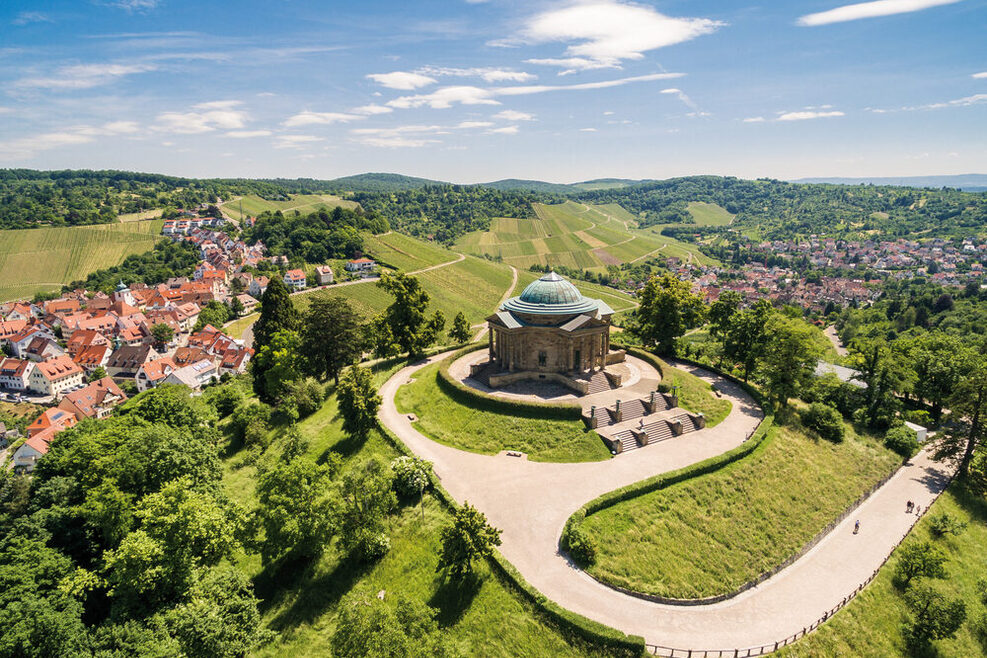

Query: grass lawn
687 202 734 226
219 366 609 657
0 221 164 302
661 363 733 427
578 421 900 599
780 485 987 657
224 313 259 339
363 232 455 271
395 362 610 463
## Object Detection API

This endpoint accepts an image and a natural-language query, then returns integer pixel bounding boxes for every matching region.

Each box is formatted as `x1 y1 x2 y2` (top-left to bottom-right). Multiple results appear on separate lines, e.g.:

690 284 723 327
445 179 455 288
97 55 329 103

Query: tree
800 402 845 443
935 357 987 480
903 582 967 649
904 333 974 421
707 290 742 339
894 541 948 588
193 300 233 332
255 455 340 565
391 456 432 500
337 458 396 562
336 366 381 439
151 323 175 349
884 425 920 459
251 330 303 404
436 502 502 580
299 296 365 384
371 272 445 358
331 594 450 658
229 295 245 319
722 299 772 380
252 276 299 353
635 273 706 355
759 315 823 406
88 365 108 382
449 311 472 344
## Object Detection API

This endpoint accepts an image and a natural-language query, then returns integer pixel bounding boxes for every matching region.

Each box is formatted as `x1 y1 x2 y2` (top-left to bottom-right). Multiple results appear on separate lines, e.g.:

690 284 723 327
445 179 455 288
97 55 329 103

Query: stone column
488 329 493 362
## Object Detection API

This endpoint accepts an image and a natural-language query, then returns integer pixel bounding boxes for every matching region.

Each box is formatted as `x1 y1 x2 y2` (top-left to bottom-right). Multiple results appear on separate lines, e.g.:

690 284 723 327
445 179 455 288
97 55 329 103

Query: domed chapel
479 271 626 394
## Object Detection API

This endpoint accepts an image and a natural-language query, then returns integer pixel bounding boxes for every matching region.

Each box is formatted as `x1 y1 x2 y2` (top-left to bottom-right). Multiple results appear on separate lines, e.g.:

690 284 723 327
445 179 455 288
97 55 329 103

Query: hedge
376 422 646 657
434 344 584 421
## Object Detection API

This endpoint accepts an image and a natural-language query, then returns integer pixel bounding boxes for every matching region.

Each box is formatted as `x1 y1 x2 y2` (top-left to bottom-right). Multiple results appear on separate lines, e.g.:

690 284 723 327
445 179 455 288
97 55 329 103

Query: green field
220 194 359 220
454 201 715 272
220 366 608 657
117 209 164 223
686 201 734 226
780 485 987 657
395 362 610 462
577 422 899 599
0 221 164 302
363 232 457 272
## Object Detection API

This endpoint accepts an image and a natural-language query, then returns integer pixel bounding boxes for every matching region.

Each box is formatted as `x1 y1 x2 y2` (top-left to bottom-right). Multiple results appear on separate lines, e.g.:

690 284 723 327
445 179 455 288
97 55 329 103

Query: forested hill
572 176 987 240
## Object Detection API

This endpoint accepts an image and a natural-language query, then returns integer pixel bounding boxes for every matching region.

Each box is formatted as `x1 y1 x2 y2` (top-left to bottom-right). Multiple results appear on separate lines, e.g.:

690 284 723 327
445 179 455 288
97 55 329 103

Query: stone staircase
619 398 646 423
591 405 613 427
612 418 677 453
671 412 702 434
584 371 613 394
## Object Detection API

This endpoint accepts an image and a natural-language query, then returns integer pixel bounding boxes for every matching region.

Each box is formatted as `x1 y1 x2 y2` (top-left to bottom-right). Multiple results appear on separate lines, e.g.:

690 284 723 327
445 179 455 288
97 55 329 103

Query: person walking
854 519 860 534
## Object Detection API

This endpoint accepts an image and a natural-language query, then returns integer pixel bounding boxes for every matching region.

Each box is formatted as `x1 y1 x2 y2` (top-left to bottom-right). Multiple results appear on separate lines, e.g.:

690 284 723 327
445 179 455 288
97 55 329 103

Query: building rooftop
501 271 603 316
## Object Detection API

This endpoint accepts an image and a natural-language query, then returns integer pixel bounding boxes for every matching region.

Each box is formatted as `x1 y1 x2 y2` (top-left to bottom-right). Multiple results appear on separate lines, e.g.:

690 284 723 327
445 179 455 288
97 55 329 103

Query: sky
1 0 985 183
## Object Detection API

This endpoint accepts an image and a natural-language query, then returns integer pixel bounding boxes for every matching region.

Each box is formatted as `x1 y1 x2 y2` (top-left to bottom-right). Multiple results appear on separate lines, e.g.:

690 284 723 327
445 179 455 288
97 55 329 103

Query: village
0 212 378 474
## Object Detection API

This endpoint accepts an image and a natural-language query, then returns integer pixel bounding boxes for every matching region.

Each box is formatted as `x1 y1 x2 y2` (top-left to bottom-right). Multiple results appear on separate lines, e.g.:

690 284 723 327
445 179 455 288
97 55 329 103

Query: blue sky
1 0 985 182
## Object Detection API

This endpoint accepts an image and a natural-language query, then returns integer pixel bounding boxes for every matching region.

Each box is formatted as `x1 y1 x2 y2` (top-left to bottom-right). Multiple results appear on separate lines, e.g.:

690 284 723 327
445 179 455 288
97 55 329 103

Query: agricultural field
578 421 899 599
117 208 164 223
455 201 714 272
220 193 359 220
0 220 164 302
395 362 610 463
686 201 734 226
363 232 457 272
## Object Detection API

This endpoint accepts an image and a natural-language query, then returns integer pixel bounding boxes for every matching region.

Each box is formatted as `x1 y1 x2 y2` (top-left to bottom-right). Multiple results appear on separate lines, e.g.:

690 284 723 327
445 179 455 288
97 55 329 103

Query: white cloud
73 121 140 136
420 66 537 83
274 135 324 149
15 63 157 89
776 110 845 121
797 0 962 26
660 87 699 110
13 12 52 25
0 107 15 115
457 121 495 129
352 104 393 115
493 110 535 121
225 130 272 138
742 116 766 123
522 0 723 73
282 111 361 127
350 124 446 148
488 125 520 134
972 72 987 79
603 110 615 115
387 72 683 110
525 57 616 75
869 93 987 113
0 131 94 159
360 136 436 148
154 102 249 133
108 0 160 11
367 71 437 90
579 127 598 132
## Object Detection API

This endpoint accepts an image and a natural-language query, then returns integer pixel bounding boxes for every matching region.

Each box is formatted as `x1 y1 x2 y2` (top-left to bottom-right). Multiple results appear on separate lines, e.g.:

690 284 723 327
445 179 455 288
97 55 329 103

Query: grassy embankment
221 366 610 657
0 220 164 302
777 484 987 658
686 201 735 226
455 200 716 273
219 193 358 220
578 420 900 599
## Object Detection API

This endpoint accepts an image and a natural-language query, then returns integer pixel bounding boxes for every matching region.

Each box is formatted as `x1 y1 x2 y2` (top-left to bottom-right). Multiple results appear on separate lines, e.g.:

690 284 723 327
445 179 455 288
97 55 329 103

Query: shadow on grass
254 552 374 631
428 572 483 628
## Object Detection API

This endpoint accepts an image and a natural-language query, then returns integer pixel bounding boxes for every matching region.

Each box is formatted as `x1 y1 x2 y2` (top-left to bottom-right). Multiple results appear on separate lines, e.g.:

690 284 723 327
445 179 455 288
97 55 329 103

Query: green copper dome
502 271 600 316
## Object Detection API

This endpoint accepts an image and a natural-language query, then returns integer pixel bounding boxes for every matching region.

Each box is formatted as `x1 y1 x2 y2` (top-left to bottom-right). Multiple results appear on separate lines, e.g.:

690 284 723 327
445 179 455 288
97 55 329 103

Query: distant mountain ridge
792 174 987 192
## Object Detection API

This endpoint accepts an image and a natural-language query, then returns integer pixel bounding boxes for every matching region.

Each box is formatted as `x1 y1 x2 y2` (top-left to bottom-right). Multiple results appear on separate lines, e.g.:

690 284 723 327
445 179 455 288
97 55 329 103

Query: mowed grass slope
0 221 164 302
395 362 610 462
686 201 734 226
220 368 609 658
363 231 456 272
779 486 987 658
220 193 359 220
579 422 899 599
455 201 715 272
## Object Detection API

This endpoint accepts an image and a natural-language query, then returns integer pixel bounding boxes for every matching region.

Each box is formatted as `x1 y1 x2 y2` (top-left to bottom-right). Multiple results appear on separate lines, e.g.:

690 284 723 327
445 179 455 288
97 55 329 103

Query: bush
206 385 244 418
902 408 932 428
928 512 967 538
390 456 432 500
562 523 597 567
657 382 672 394
230 402 272 441
288 377 325 418
800 402 845 443
354 531 391 563
884 425 920 458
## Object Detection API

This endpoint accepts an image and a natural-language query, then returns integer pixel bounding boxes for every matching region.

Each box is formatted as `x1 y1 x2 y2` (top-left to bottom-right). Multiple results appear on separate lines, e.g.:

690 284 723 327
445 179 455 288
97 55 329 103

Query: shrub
800 402 845 443
230 403 272 441
288 377 325 418
657 382 672 393
390 456 432 500
353 530 391 563
902 408 932 428
928 512 967 538
562 524 597 567
884 425 920 458
206 385 244 418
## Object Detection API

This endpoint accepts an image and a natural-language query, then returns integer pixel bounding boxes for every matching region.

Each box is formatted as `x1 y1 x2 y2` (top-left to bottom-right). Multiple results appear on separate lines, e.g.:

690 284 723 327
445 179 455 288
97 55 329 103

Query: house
105 344 160 379
58 377 127 420
136 356 178 392
12 432 55 472
4 302 34 321
218 346 253 376
345 257 376 272
26 407 78 436
0 357 34 391
73 344 111 375
283 269 307 292
249 276 269 298
66 329 110 357
163 359 219 391
25 336 66 362
28 356 85 398
315 265 334 285
0 319 28 346
235 293 259 314
8 325 55 359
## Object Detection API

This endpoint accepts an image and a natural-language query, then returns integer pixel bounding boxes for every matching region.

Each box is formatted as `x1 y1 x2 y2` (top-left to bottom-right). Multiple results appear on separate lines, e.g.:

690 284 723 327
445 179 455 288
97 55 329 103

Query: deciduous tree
437 502 502 580
634 273 706 356
759 315 822 407
336 366 381 439
300 296 365 384
449 311 472 344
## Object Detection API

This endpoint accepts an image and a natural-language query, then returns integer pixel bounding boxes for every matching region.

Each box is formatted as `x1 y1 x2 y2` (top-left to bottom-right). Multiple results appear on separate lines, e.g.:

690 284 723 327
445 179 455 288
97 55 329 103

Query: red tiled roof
35 355 83 381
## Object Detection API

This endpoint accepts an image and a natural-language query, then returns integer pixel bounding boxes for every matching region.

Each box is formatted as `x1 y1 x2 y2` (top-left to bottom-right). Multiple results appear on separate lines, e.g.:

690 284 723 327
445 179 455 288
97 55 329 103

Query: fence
644 470 954 657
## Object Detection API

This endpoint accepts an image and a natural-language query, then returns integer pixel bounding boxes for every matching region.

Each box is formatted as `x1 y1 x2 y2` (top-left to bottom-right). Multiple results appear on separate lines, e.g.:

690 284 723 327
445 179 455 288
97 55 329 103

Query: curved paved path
379 352 953 651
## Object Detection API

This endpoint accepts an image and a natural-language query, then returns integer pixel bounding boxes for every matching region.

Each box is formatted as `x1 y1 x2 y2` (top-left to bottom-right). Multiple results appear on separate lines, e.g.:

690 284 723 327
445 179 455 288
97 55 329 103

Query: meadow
0 220 164 302
686 201 734 226
220 193 359 220
454 201 715 272
395 362 610 463
221 365 611 657
578 421 900 599
362 231 458 272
